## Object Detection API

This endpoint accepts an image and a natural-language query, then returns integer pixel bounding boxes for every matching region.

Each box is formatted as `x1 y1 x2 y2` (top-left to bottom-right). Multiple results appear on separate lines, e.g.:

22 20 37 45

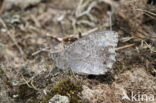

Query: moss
19 84 37 99
114 60 136 76
28 78 83 103
16 84 37 102
113 62 124 74
50 78 83 103
0 68 5 79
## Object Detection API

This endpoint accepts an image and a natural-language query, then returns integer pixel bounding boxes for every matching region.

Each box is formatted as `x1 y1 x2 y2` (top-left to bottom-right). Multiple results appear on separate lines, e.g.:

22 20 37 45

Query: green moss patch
28 78 83 103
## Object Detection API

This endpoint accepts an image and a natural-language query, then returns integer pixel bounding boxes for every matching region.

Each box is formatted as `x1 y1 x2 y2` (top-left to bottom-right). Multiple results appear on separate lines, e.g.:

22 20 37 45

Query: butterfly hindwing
52 31 118 75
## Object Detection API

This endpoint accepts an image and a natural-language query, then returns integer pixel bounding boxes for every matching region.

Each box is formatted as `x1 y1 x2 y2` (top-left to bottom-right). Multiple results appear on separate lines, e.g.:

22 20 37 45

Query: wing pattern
51 31 118 75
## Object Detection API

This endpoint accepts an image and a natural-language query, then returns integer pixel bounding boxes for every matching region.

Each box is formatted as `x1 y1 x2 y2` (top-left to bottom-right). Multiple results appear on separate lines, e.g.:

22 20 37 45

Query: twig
0 17 25 57
136 9 156 17
22 75 33 88
32 47 50 56
81 27 98 36
75 0 95 18
8 31 25 57
30 79 40 91
116 44 135 50
77 19 96 27
143 41 156 53
46 27 98 42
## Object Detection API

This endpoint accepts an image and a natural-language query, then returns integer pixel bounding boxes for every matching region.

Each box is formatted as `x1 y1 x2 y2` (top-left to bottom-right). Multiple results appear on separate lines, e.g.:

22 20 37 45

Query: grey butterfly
51 30 118 75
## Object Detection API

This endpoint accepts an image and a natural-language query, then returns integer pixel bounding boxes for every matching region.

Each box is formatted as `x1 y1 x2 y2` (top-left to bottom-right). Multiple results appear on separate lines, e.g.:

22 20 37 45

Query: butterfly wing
52 31 118 75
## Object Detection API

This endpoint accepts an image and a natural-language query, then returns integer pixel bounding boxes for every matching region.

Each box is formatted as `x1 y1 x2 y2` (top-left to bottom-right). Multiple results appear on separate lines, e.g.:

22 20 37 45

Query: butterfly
51 30 118 75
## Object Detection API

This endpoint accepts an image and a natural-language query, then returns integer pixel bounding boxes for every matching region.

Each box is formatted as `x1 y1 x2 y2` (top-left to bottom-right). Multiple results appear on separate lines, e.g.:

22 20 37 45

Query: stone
49 94 69 103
